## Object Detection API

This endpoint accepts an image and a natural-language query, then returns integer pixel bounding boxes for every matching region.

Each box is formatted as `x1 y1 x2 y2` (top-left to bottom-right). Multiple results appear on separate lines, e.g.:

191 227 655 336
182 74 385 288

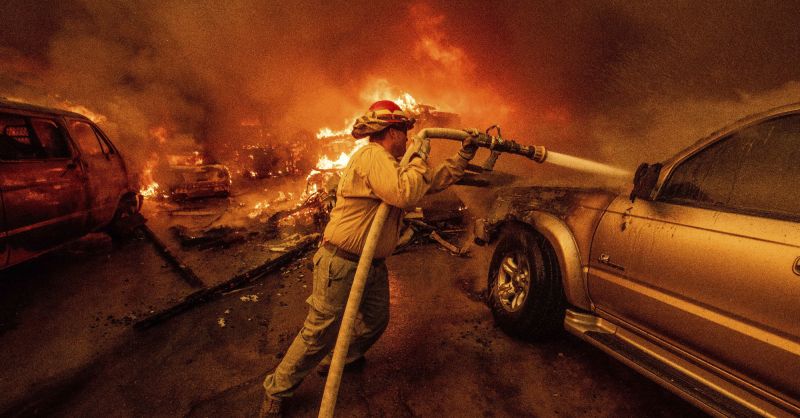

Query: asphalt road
0 230 707 418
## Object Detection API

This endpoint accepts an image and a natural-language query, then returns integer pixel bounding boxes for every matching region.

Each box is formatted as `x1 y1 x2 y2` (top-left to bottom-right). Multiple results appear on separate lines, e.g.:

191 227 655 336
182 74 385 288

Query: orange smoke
410 3 474 75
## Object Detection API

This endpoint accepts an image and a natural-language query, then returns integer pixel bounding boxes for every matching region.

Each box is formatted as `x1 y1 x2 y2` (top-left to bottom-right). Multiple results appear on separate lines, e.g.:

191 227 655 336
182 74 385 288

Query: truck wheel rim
496 251 530 312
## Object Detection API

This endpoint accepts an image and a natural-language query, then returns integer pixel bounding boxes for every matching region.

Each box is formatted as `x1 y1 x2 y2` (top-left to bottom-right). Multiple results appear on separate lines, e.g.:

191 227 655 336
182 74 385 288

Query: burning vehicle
238 144 290 179
475 103 800 417
413 104 461 129
157 154 232 201
237 140 314 179
230 124 314 179
165 163 231 201
0 99 141 270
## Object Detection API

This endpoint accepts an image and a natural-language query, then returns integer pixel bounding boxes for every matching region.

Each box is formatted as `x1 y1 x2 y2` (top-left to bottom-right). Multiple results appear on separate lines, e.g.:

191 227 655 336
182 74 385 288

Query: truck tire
487 223 565 340
107 193 142 239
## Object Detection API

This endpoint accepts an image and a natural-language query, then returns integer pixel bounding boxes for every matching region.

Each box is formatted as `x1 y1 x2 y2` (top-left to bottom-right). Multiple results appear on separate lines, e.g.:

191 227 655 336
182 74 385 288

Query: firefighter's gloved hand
407 134 431 162
459 131 479 161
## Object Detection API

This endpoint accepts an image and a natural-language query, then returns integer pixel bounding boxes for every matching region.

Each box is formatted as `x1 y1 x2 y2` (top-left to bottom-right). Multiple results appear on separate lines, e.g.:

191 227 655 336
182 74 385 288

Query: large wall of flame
3 0 800 182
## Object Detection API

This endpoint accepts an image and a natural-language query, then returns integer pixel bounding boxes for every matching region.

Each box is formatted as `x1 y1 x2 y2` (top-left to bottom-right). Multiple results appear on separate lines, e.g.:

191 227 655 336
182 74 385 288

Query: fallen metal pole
134 234 319 330
141 225 205 288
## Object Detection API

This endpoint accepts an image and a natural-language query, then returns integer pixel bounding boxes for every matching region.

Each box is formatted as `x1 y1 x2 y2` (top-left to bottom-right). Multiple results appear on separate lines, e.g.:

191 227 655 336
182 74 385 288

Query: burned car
157 154 231 200
412 104 461 129
233 130 314 179
237 143 313 179
476 103 800 416
0 99 141 269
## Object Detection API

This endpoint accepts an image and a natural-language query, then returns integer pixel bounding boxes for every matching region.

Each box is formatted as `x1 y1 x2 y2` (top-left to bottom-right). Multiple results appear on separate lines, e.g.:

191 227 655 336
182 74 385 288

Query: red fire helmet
368 100 411 124
352 99 416 138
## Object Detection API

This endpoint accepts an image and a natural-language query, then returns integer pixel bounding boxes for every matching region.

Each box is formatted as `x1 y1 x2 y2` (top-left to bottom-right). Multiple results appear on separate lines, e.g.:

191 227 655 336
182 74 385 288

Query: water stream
545 151 631 179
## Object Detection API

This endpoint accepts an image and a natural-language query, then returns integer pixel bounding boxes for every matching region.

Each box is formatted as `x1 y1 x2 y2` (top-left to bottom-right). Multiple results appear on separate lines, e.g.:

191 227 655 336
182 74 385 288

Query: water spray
414 126 629 178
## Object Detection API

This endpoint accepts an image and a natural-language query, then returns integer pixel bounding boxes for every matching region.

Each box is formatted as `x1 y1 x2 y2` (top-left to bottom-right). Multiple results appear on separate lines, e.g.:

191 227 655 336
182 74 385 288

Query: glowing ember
248 200 271 219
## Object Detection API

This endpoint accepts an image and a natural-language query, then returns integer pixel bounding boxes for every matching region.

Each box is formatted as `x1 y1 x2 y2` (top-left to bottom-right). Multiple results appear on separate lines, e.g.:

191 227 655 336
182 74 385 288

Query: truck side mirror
630 162 662 202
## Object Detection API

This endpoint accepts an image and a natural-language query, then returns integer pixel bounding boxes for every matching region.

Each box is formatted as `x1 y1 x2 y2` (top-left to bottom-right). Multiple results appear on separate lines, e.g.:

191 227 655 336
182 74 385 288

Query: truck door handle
621 207 632 231
793 256 800 276
598 253 625 271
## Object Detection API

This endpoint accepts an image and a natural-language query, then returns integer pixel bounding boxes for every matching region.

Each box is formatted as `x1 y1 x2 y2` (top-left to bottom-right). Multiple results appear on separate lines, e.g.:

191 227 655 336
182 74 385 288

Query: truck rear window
0 113 45 160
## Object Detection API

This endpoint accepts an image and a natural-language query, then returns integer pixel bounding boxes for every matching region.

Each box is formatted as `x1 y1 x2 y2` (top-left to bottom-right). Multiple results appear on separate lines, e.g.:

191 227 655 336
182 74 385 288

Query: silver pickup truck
475 103 800 417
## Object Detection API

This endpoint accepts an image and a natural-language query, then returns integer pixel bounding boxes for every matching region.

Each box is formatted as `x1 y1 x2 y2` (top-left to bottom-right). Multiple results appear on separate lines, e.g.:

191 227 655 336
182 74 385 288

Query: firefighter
259 100 478 417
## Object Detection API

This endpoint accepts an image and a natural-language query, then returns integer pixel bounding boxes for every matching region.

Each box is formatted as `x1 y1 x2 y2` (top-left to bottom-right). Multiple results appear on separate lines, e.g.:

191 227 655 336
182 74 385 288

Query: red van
0 99 141 270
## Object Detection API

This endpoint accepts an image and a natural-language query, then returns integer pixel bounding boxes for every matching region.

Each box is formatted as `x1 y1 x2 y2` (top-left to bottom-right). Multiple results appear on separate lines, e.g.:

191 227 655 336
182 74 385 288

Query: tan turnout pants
263 246 389 398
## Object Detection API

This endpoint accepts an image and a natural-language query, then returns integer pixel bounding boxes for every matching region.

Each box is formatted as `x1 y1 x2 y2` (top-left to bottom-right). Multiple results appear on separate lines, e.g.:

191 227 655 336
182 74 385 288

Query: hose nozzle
473 132 547 164
412 127 548 167
531 145 547 163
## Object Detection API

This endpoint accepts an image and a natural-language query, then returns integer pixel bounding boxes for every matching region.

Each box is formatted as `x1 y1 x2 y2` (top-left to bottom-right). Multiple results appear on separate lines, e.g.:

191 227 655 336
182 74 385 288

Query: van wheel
108 194 142 239
487 223 564 340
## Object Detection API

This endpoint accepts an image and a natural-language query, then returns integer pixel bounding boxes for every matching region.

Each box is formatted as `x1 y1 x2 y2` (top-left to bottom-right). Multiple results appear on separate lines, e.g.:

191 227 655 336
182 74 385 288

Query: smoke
2 0 800 184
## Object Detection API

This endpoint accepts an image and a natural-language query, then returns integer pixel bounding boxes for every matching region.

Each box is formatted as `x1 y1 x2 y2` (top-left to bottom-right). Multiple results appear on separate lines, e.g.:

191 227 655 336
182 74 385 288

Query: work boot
317 355 366 377
258 394 282 418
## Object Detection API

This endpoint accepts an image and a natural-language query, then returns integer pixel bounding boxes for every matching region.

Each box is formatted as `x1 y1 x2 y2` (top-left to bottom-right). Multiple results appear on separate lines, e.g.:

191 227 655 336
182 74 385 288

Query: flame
59 102 108 123
314 138 368 171
316 153 349 170
140 180 160 198
139 157 161 199
315 126 351 139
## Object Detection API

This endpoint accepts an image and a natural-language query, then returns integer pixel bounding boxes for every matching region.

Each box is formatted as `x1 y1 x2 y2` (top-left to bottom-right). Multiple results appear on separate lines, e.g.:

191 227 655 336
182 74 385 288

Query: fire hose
318 127 547 418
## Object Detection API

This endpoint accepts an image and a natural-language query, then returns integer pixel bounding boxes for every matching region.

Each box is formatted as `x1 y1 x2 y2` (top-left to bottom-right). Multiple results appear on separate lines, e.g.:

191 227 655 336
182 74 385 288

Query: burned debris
134 233 319 330
170 225 251 250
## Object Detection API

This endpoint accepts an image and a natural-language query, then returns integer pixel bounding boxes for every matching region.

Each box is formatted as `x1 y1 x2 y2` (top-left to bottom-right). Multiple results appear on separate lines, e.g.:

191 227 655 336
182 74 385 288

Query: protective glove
404 134 431 163
458 131 479 161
